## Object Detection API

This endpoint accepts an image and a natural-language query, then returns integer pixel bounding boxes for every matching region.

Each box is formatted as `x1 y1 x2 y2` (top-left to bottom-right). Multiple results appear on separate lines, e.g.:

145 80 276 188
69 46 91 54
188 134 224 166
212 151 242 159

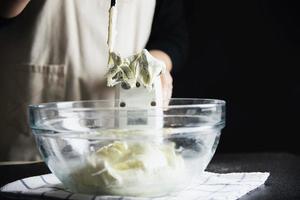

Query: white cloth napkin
0 172 269 200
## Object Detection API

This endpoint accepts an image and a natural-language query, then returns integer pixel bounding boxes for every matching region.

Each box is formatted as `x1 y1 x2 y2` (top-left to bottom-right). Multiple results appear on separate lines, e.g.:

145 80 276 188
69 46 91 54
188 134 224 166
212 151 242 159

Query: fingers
161 71 173 107
148 49 173 107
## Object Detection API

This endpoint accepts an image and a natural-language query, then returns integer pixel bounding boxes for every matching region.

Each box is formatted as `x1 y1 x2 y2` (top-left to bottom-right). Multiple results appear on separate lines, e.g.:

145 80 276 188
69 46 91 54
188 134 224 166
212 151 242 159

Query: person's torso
0 0 156 161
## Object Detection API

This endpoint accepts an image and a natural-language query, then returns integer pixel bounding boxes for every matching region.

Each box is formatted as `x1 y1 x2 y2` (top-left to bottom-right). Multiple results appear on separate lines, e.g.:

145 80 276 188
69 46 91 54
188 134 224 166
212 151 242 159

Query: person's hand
149 50 173 105
160 69 173 106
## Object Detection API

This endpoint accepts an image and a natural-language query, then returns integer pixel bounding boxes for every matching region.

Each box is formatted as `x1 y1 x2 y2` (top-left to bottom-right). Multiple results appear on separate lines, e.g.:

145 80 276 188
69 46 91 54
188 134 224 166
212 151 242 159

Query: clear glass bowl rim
28 98 226 111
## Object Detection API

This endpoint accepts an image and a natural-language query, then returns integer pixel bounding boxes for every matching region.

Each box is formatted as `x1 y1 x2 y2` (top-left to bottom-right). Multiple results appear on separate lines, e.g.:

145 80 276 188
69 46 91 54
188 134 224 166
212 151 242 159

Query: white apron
0 0 156 161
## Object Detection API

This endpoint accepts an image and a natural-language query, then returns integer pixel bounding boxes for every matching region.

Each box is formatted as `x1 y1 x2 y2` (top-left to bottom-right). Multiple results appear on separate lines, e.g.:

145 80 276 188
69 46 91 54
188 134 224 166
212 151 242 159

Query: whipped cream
70 141 185 196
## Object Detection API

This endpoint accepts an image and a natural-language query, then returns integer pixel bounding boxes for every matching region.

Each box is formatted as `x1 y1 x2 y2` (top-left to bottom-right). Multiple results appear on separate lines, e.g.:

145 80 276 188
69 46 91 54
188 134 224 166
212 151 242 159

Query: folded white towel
0 172 269 200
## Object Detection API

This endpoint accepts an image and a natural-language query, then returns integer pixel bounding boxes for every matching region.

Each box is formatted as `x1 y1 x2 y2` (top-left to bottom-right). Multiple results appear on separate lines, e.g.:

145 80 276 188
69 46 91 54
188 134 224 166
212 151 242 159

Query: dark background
174 0 300 154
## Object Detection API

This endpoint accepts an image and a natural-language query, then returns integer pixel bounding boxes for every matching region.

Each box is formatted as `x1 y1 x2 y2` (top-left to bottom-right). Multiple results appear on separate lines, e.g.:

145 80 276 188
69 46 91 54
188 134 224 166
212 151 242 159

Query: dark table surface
0 153 299 200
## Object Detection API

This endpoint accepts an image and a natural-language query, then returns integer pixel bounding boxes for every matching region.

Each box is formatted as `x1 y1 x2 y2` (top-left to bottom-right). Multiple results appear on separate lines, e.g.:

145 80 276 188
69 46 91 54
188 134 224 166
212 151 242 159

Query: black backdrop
174 0 300 154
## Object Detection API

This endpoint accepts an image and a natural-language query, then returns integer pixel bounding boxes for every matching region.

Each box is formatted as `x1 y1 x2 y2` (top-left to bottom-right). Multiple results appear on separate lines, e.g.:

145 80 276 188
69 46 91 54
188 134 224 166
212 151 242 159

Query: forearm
0 0 30 18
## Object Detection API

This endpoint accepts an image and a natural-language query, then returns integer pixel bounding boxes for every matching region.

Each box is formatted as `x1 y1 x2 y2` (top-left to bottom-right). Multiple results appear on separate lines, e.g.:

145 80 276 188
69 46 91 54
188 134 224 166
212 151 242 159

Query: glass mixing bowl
29 98 225 197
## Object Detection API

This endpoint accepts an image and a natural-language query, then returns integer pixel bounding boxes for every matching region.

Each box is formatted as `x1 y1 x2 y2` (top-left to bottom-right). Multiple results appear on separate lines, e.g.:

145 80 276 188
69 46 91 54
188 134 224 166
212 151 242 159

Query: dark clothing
146 0 189 72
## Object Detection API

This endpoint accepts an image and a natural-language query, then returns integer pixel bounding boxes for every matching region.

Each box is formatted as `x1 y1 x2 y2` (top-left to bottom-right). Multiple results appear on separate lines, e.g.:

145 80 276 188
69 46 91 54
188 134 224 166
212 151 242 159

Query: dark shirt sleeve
0 17 15 27
146 0 189 72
